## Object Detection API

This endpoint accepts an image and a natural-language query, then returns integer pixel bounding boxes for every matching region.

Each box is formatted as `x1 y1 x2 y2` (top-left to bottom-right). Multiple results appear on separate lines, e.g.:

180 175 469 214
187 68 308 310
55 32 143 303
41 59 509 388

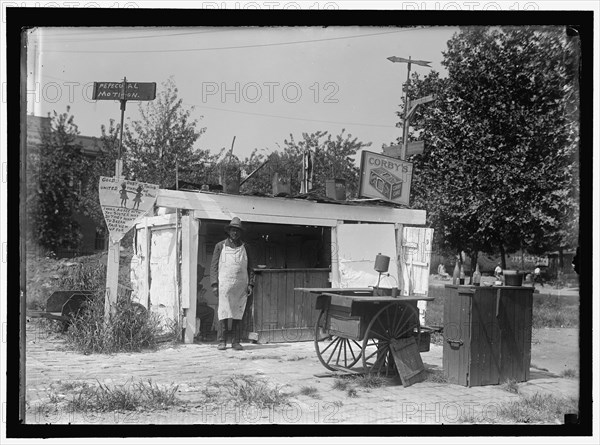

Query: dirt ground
24 317 580 425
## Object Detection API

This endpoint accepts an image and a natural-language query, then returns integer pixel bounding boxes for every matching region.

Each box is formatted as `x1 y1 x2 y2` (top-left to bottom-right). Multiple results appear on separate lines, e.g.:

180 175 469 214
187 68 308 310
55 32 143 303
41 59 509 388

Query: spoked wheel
314 309 362 371
361 302 421 376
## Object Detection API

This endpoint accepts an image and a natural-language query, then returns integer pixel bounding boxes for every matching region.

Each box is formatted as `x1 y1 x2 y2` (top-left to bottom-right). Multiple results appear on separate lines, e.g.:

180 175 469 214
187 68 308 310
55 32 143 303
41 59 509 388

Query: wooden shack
129 189 432 344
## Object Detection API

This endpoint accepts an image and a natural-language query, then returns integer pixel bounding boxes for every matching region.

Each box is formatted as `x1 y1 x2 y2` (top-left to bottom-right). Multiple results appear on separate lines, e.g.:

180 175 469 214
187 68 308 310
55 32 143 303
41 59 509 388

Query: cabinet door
443 287 472 386
496 288 533 382
469 288 502 386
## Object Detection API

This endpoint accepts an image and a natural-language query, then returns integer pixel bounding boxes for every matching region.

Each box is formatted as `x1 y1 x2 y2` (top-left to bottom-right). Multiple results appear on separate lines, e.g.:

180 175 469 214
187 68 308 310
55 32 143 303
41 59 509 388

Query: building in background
26 114 106 258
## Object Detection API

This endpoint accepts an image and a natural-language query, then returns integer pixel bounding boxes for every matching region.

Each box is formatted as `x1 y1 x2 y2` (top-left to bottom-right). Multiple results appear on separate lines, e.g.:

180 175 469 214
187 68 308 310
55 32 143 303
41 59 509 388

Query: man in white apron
210 217 255 350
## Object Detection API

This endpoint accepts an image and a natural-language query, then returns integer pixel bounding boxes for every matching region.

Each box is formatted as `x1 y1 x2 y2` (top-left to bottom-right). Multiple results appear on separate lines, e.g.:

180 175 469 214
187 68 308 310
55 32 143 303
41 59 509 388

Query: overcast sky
27 25 458 161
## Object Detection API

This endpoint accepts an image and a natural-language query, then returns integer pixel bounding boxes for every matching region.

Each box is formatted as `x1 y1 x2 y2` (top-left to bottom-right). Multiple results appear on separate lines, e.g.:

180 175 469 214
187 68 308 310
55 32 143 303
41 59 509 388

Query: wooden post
104 77 127 321
395 223 405 295
181 216 199 344
401 57 412 161
330 221 343 287
105 239 120 320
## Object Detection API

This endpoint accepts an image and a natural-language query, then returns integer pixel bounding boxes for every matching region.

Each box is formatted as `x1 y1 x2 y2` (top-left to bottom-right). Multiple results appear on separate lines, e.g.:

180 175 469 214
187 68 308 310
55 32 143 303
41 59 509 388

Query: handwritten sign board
92 82 157 101
383 141 425 158
99 177 159 243
358 151 413 206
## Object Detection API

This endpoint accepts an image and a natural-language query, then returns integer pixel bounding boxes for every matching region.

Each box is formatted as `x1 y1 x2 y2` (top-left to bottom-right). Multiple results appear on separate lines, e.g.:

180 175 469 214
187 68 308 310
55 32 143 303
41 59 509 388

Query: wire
38 27 236 42
185 102 397 129
29 72 398 129
43 27 430 53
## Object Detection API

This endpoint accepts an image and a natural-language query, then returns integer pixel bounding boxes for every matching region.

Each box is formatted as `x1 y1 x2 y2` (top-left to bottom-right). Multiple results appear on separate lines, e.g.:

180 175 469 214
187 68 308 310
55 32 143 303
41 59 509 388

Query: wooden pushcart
296 288 434 379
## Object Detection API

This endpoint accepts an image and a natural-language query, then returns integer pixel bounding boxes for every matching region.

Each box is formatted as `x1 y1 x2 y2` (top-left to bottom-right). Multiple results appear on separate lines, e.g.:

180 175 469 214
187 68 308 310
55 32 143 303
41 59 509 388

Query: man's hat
225 217 244 232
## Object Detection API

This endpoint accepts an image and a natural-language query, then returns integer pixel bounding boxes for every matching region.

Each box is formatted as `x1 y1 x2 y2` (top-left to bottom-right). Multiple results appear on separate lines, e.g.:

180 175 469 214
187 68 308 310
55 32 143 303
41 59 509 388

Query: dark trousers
217 318 242 344
196 304 214 336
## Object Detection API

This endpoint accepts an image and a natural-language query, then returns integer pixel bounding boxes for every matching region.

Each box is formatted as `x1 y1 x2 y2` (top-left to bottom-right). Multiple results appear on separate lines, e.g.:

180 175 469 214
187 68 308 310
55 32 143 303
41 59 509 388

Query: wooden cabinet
443 285 534 386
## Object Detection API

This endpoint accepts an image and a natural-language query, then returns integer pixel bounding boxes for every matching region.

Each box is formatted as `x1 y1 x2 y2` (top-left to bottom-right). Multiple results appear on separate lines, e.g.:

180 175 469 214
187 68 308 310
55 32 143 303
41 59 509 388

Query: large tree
403 26 579 268
77 119 121 242
32 108 92 253
124 77 212 188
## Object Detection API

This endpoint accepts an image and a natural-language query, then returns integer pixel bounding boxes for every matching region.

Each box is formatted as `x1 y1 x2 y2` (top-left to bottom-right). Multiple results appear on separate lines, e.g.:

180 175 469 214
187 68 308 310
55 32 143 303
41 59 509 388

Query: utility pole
387 56 432 160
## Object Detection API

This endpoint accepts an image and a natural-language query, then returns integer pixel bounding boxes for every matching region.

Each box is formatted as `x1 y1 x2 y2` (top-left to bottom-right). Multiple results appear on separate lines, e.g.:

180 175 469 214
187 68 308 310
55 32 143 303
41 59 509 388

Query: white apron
217 243 249 320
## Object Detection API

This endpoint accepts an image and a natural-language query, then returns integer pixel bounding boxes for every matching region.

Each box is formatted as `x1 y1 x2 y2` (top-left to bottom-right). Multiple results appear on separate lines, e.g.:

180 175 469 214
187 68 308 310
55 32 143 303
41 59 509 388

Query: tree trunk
499 244 506 270
558 247 564 271
470 250 479 275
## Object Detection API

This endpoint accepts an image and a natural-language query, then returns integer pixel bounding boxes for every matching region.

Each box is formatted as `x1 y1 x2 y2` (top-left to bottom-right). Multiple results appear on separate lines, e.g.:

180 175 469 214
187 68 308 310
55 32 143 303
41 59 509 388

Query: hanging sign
92 82 157 101
358 151 413 206
99 176 159 243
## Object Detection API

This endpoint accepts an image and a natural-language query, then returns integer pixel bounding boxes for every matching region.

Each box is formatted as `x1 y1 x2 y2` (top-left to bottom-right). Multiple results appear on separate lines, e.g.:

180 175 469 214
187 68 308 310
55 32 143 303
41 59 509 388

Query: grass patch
423 368 447 383
560 368 578 379
495 393 579 424
239 354 280 361
332 378 351 391
68 379 180 412
501 379 520 394
456 393 579 424
354 374 386 389
37 379 182 414
331 374 387 397
532 295 578 328
423 287 444 327
299 386 320 399
221 375 292 409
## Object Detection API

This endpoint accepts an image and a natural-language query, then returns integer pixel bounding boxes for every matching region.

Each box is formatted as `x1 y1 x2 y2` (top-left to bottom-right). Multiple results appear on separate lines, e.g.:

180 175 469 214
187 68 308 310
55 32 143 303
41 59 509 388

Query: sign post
386 56 433 161
93 78 156 320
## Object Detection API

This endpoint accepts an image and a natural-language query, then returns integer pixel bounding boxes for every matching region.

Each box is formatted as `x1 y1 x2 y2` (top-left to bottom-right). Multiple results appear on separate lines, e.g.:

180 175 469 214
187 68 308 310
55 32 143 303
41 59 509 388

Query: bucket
372 287 399 297
325 179 346 200
503 270 524 286
374 254 390 273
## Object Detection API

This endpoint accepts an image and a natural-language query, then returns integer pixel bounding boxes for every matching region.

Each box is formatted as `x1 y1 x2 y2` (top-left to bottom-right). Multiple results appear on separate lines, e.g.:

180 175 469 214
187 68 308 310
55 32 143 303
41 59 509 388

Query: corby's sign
358 151 413 206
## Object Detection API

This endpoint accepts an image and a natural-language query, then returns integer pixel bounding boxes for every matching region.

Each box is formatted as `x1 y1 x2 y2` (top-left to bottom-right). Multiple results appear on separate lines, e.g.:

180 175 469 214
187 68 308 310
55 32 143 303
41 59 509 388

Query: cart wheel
361 302 421 376
314 309 362 371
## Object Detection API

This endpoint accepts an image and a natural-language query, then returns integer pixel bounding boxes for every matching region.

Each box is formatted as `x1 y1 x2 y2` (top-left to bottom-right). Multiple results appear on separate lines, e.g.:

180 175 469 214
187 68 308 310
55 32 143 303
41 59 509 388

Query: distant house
26 115 107 258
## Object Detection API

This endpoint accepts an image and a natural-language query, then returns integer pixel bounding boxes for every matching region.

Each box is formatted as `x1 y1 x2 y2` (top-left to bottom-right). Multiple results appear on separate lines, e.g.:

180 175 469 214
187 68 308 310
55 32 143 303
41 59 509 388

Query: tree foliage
404 26 579 267
124 77 214 188
32 108 91 253
240 130 371 198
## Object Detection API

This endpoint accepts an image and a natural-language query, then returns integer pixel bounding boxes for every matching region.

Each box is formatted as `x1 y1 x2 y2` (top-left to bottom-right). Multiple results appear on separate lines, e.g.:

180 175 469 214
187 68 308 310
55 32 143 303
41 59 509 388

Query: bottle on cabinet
452 261 460 285
472 263 482 286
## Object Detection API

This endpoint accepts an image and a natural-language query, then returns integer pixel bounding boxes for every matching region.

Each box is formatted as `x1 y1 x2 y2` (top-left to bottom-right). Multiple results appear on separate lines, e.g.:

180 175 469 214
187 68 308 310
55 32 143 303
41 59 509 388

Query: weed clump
66 379 180 412
66 293 169 354
224 375 291 409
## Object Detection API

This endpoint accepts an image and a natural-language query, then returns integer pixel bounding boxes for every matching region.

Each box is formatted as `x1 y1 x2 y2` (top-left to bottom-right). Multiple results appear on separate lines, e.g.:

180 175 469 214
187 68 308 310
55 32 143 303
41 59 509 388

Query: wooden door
443 286 472 386
469 287 502 386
